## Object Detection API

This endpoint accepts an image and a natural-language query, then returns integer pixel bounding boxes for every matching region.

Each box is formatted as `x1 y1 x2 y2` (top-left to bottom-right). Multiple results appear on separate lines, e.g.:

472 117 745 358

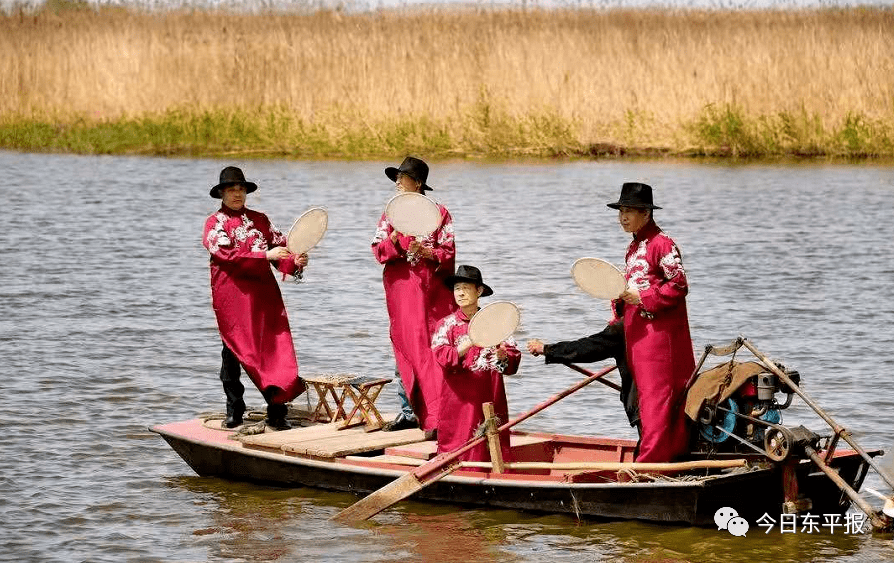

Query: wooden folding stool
338 376 393 432
301 374 353 423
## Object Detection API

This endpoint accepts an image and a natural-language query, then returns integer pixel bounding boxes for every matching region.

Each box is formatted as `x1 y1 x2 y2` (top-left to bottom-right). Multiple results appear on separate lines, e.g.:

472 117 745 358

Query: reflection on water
1 151 893 561
165 477 893 563
169 477 349 562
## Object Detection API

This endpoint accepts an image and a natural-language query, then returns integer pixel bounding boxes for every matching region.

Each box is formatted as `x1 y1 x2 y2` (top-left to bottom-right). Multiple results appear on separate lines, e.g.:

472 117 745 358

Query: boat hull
153 419 873 526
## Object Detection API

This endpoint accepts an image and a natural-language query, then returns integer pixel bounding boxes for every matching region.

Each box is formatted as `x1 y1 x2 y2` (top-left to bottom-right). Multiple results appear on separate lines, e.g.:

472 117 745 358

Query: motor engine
689 361 799 453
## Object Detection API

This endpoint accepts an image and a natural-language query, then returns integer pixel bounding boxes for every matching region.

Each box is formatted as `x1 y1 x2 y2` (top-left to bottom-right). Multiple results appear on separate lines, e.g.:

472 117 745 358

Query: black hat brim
444 275 493 297
606 202 661 210
210 181 258 199
385 167 432 192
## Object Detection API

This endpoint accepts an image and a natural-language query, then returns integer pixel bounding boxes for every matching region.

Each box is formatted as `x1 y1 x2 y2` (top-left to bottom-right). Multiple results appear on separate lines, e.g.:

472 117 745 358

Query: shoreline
2 107 892 161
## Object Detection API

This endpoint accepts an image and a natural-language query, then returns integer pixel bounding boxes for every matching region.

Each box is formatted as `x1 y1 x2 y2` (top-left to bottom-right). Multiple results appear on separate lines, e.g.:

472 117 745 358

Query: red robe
203 206 306 403
620 219 695 462
431 309 521 462
372 204 456 431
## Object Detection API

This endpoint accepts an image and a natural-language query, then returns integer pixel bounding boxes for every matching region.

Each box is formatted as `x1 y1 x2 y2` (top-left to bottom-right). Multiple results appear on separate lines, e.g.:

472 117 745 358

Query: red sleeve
429 206 455 271
502 344 521 376
266 214 288 248
610 299 624 322
276 258 302 277
371 213 405 264
460 345 487 373
639 236 689 313
263 214 302 277
432 320 461 368
433 342 461 369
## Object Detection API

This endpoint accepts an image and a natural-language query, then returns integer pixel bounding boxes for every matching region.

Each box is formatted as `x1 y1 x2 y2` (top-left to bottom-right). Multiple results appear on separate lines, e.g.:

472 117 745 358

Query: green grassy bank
2 104 892 160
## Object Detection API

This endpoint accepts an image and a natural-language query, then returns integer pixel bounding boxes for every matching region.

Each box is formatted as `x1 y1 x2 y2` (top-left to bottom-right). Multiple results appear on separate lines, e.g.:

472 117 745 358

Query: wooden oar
331 363 618 523
803 445 891 531
346 456 747 472
563 362 622 392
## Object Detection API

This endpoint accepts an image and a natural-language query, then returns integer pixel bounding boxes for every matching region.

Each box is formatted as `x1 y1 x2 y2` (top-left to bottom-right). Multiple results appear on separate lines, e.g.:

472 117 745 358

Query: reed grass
1 3 892 158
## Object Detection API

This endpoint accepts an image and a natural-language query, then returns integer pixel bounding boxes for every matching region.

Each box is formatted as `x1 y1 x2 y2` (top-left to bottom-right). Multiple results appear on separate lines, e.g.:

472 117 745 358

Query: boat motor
682 337 894 532
688 361 799 453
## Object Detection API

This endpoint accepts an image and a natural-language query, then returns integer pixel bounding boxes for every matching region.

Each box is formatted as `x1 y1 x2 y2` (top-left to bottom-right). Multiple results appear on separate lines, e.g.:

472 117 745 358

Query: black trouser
220 343 287 421
543 322 640 429
220 343 246 419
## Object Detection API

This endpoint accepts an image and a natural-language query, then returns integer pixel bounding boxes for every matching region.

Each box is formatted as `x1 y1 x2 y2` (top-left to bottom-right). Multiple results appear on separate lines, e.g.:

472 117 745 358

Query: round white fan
571 257 626 300
286 207 328 255
384 192 441 237
468 301 521 348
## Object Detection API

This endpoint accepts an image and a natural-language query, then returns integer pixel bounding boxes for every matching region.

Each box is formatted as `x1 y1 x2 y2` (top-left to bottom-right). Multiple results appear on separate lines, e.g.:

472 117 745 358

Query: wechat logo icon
715 507 749 537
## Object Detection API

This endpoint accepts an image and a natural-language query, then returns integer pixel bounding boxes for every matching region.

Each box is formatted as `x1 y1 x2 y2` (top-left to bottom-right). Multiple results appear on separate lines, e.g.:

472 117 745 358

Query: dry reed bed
1 6 892 155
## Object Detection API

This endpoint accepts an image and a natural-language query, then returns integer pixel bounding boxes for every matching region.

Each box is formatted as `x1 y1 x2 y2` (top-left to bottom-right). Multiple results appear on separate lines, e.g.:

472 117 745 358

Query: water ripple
2 152 893 562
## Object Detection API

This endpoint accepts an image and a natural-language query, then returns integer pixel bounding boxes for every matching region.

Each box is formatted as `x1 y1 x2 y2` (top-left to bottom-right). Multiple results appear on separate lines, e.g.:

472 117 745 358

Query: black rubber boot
382 413 419 432
224 401 245 428
265 403 292 431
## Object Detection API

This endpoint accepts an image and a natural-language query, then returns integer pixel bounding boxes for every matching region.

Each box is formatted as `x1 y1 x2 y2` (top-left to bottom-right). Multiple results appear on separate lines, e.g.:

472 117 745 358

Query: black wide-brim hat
444 265 493 297
210 166 258 198
385 156 433 192
606 182 662 210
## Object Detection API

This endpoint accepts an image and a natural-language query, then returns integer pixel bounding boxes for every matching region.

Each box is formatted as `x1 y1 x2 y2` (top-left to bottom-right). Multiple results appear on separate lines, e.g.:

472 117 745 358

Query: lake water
1 151 893 562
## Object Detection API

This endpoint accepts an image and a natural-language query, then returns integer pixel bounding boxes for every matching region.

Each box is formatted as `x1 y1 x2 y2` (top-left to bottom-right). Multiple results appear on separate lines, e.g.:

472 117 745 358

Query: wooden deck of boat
229 418 554 467
236 420 426 459
188 396 637 470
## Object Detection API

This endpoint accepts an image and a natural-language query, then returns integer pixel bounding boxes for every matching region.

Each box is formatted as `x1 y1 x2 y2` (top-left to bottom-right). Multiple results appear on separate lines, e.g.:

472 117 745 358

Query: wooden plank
385 439 438 460
344 454 426 466
460 459 749 471
283 428 428 459
509 434 552 447
382 433 549 461
238 422 366 450
343 456 749 472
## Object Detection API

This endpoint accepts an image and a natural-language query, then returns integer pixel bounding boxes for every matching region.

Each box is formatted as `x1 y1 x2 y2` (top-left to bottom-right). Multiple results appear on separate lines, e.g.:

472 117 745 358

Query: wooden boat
153 339 894 528
151 415 877 526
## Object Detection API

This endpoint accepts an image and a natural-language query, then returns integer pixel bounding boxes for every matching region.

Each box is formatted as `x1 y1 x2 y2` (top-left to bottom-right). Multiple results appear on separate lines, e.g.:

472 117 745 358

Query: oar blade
332 472 424 523
333 462 461 523
870 488 894 518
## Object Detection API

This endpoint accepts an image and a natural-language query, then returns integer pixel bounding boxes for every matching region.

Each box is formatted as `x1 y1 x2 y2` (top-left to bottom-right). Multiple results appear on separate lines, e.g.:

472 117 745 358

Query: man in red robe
432 265 521 462
372 157 456 433
203 166 308 430
609 182 695 462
